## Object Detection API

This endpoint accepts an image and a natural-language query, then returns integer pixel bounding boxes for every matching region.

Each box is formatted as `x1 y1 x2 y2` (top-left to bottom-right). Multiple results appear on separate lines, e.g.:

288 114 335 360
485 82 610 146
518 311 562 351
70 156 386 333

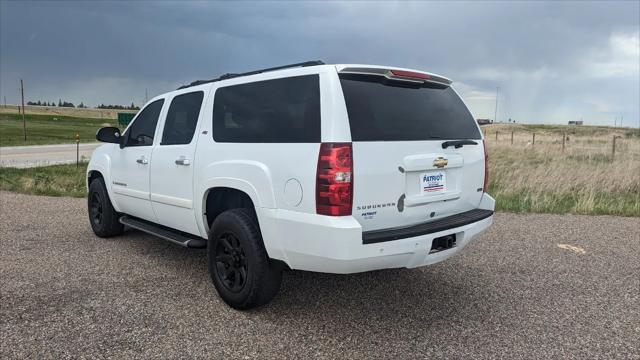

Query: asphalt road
1 191 638 359
0 143 101 168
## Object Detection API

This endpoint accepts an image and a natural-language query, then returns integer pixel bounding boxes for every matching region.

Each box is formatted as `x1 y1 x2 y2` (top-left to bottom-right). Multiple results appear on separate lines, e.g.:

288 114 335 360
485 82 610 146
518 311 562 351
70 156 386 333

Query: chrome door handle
175 157 190 166
136 157 148 164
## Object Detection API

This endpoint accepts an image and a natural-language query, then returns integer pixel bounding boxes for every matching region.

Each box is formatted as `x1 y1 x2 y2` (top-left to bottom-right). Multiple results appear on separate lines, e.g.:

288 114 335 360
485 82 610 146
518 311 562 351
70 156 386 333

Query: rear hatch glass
340 74 481 141
339 73 484 233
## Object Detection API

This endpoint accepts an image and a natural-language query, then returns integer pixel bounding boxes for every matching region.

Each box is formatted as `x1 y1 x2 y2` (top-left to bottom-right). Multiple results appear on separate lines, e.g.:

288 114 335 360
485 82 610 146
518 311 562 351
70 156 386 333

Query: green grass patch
491 188 640 217
0 113 115 146
0 163 88 197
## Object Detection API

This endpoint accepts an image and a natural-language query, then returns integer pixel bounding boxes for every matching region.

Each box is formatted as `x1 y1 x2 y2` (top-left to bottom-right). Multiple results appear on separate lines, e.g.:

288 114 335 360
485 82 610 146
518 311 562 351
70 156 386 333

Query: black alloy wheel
207 208 283 309
87 177 124 237
215 232 248 293
89 191 103 227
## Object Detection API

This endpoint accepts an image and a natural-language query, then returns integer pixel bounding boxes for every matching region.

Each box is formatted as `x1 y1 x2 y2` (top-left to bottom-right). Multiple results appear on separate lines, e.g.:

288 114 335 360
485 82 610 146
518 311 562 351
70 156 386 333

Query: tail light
316 143 353 216
483 140 489 192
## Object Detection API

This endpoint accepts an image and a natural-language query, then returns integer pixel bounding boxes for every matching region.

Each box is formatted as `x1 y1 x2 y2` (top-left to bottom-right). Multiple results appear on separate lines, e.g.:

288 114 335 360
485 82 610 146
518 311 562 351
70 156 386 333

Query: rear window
212 75 320 143
339 74 481 141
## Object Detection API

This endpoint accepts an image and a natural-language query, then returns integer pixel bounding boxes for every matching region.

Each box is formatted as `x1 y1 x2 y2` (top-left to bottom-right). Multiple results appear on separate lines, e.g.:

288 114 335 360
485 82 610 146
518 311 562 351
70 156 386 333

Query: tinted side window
126 99 164 146
212 75 320 143
161 91 204 145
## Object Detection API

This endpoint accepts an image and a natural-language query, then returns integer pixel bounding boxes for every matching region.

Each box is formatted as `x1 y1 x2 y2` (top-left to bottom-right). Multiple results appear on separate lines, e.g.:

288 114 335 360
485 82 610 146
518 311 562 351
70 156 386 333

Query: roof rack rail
177 60 325 90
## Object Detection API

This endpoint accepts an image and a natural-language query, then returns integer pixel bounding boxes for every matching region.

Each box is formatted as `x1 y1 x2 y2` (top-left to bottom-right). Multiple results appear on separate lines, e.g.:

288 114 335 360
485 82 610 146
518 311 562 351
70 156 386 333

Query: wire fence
483 129 640 159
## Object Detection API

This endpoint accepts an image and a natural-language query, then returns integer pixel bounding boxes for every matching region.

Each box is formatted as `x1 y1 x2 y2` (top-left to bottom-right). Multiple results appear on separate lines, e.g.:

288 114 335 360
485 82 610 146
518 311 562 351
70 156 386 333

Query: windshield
339 74 481 141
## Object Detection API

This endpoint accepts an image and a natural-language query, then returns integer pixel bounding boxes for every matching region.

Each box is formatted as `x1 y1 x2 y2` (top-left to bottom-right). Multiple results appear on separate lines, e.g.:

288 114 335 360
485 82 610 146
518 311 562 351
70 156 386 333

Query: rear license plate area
420 171 446 194
430 234 456 254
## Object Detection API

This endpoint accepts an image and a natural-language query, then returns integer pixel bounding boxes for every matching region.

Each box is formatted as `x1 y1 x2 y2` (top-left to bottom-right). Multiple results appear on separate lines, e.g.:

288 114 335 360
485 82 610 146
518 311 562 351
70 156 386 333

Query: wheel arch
201 186 289 272
86 149 120 212
195 160 277 237
203 186 257 231
87 169 103 187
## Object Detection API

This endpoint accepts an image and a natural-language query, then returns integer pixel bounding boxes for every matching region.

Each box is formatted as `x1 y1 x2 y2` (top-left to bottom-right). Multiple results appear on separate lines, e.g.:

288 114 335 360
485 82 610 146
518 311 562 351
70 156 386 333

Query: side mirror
96 127 122 144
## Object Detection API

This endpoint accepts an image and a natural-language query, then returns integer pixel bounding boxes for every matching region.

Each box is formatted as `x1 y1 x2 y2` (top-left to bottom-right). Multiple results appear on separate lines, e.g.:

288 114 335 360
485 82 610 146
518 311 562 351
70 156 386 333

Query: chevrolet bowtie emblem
433 157 448 168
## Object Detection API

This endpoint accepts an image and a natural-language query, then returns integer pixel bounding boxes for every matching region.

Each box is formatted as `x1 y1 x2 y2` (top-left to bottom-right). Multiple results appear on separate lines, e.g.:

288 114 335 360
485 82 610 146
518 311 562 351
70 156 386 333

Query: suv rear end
261 64 495 273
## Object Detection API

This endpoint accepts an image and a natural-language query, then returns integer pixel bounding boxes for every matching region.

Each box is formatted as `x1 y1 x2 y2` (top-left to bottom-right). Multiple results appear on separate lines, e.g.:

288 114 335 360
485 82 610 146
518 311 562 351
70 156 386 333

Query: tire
208 208 282 310
88 177 124 238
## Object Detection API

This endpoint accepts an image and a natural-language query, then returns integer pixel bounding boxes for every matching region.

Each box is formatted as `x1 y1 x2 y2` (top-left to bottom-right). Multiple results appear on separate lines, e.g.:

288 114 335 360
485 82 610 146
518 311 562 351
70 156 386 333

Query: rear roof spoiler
339 67 452 86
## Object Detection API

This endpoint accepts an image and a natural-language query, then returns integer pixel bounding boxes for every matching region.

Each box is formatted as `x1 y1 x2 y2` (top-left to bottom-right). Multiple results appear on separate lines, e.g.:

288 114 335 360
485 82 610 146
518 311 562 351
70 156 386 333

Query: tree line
96 102 140 110
26 100 139 110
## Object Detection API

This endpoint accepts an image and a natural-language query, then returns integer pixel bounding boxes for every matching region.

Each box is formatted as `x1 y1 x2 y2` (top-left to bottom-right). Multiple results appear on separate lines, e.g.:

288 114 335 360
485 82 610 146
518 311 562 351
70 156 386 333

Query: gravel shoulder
1 191 638 359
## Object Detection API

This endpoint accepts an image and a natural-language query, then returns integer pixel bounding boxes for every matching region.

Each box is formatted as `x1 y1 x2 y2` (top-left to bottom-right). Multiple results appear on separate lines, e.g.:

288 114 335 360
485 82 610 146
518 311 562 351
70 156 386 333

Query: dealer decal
421 172 446 194
360 211 377 220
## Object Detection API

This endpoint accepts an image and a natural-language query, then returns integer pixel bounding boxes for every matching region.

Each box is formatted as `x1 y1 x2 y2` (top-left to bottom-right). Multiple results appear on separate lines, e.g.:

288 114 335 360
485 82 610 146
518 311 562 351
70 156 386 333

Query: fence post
532 133 536 148
612 135 620 159
562 132 566 152
76 133 80 167
511 131 514 145
495 131 498 142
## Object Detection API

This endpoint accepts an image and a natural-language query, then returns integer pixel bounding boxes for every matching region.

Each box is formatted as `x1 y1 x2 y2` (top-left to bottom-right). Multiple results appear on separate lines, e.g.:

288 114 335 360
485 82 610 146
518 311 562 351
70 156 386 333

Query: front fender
86 145 120 212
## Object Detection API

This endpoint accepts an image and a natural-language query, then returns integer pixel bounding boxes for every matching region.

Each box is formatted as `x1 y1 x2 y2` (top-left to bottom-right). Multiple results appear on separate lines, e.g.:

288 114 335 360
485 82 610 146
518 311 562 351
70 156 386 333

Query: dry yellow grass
484 124 640 216
0 105 135 120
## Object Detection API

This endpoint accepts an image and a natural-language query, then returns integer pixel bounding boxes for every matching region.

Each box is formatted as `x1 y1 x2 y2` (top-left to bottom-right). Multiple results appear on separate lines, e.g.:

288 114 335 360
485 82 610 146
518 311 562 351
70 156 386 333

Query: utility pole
3 96 6 108
20 79 26 141
494 86 499 123
620 115 623 128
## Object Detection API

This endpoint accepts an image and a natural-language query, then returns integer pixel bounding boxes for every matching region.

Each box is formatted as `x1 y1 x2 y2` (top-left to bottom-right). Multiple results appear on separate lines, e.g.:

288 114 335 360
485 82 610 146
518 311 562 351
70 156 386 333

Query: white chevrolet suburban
87 61 495 309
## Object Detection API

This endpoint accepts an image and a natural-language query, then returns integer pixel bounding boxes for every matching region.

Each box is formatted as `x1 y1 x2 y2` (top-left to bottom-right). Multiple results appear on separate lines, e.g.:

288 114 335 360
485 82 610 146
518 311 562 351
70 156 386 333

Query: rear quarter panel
193 67 343 238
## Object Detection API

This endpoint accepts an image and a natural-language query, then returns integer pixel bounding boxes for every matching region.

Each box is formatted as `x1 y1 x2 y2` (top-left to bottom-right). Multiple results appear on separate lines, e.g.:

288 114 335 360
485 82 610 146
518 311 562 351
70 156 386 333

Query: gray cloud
1 0 638 126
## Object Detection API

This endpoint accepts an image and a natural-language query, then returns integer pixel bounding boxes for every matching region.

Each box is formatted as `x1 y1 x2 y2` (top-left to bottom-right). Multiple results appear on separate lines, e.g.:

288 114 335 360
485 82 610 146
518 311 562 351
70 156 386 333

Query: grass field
1 123 639 216
0 162 88 197
484 124 640 216
0 113 116 146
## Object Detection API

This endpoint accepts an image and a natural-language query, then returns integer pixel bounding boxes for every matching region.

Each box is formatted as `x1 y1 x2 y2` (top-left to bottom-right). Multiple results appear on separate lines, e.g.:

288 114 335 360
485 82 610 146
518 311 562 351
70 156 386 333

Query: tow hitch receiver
430 234 456 253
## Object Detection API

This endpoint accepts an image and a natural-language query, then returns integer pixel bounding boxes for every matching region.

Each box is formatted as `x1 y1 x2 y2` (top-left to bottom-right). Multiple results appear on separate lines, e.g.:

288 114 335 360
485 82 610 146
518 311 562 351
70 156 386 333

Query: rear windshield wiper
441 140 478 149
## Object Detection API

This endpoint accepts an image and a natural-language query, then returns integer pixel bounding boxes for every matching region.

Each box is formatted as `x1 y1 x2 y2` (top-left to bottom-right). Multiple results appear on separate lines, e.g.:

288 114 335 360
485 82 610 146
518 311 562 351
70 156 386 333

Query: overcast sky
1 1 638 127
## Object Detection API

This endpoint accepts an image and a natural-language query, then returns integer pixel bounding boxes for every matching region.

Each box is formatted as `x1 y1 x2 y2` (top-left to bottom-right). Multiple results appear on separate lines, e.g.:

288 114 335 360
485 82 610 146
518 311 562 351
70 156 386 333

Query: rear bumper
259 194 495 274
362 208 493 244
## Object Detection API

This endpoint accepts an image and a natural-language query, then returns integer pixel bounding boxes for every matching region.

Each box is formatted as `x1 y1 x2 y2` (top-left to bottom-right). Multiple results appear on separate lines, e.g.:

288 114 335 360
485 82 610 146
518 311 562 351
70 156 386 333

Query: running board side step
119 216 207 249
